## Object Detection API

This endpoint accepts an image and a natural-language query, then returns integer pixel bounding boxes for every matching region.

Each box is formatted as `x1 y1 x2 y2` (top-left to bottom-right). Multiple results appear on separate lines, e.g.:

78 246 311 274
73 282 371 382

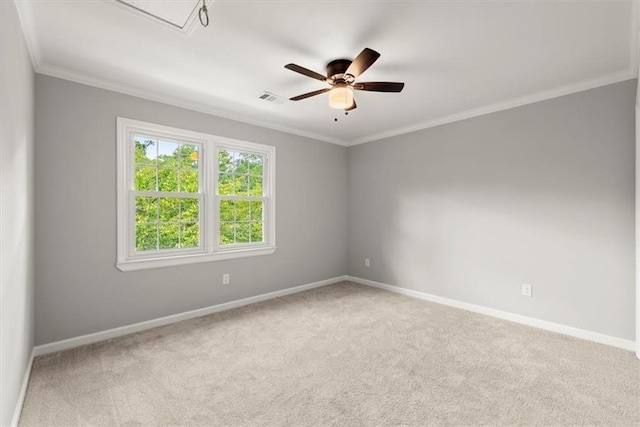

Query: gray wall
347 80 636 341
35 75 347 345
0 1 35 425
32 74 636 345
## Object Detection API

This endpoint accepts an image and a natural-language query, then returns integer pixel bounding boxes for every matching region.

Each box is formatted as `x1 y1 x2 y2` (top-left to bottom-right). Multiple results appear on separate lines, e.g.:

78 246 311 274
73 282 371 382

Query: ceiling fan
285 48 404 111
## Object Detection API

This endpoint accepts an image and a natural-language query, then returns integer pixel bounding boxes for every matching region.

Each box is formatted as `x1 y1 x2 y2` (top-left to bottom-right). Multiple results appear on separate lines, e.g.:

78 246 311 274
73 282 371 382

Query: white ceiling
114 0 203 31
16 0 639 146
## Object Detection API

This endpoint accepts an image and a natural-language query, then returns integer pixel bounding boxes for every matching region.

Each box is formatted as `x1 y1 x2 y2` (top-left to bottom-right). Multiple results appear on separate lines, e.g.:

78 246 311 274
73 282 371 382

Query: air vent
258 92 286 104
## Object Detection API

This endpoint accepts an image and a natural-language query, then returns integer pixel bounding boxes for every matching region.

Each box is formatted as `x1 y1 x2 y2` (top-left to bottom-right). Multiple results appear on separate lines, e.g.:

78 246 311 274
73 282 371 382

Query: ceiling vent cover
259 92 286 104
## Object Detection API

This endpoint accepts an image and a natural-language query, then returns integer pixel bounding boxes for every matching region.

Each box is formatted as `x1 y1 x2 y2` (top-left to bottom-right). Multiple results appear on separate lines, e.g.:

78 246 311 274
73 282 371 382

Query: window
217 149 265 246
117 118 275 271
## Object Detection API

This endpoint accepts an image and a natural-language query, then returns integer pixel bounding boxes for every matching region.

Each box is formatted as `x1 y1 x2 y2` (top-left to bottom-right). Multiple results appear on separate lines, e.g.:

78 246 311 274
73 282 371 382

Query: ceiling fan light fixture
328 85 354 110
286 48 403 112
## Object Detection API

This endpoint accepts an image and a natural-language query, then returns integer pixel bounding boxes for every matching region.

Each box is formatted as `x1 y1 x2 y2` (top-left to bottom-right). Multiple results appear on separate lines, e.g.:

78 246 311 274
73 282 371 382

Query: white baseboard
34 275 348 357
347 276 636 352
10 349 34 427
29 272 637 359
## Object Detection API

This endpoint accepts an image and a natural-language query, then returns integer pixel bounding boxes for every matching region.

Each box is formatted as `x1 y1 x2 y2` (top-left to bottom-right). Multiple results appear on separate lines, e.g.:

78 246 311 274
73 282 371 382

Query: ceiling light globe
329 85 354 110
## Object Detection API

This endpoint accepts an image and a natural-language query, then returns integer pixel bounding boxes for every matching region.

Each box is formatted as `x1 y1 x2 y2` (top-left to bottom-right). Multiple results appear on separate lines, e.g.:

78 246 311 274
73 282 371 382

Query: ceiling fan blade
289 88 330 101
285 63 327 81
345 48 380 78
345 100 357 111
353 82 405 92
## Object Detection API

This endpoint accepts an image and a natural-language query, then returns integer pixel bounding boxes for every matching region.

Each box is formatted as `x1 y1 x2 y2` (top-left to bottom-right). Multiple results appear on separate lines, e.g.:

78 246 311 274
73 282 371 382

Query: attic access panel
111 0 209 35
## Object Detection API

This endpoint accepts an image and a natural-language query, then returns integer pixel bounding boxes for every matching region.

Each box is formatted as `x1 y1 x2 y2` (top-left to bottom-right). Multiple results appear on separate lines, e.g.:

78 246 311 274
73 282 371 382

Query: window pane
136 223 158 251
250 201 263 221
180 169 198 193
251 222 263 243
134 138 157 165
158 168 178 192
234 152 250 174
220 222 235 245
159 197 180 222
180 144 199 169
249 176 262 196
180 198 199 223
158 140 180 167
135 166 157 191
220 200 235 221
159 224 180 249
235 175 249 196
180 222 199 248
236 223 250 244
219 149 233 173
249 155 263 176
135 197 157 223
236 200 250 222
218 174 233 195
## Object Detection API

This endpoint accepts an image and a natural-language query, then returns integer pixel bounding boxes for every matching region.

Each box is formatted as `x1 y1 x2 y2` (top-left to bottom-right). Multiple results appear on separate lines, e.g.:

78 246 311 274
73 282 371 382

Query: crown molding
32 61 638 149
349 69 637 146
35 63 349 146
13 0 42 72
14 0 639 149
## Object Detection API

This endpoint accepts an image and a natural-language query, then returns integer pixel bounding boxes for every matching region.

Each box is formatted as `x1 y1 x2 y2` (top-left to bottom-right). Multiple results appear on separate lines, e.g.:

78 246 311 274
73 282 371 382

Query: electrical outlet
222 273 230 285
521 283 532 297
365 258 370 267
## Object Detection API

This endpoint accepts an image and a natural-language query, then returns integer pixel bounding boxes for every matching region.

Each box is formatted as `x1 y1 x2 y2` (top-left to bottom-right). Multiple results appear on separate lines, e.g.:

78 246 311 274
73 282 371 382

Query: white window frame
116 117 276 271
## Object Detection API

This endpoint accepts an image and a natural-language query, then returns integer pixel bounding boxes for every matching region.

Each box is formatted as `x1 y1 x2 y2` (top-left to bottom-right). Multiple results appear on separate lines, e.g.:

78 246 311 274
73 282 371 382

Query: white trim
36 63 348 147
33 276 348 357
10 349 34 427
349 70 636 146
116 246 276 272
13 0 41 73
36 60 635 148
116 118 276 271
347 276 636 352
14 0 639 148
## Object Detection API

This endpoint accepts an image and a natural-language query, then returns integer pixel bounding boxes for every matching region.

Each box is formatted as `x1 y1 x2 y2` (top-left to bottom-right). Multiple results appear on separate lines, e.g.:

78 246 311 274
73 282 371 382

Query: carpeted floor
19 282 640 426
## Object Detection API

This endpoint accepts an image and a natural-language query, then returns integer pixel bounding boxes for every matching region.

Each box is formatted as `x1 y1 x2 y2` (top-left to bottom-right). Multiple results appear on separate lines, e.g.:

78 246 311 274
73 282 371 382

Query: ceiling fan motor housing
327 59 352 80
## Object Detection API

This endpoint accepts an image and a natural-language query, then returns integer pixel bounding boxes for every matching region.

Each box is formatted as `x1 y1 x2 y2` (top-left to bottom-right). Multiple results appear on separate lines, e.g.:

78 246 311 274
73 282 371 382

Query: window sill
116 246 277 272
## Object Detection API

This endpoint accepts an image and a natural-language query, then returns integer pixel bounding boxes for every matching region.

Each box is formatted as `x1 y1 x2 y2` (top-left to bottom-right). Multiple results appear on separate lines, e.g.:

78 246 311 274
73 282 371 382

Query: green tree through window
218 149 264 245
117 117 276 271
134 137 200 251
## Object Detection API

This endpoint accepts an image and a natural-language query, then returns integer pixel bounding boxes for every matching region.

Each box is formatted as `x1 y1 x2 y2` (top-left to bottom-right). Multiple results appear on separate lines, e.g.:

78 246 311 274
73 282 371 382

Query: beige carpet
19 282 640 426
